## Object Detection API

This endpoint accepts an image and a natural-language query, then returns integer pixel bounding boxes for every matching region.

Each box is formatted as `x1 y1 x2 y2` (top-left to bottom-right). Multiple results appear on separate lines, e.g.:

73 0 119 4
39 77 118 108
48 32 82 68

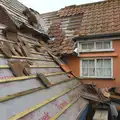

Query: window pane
82 60 88 68
104 68 111 77
96 68 103 76
82 60 88 76
104 41 110 49
82 44 87 50
82 68 88 76
104 59 111 68
81 59 112 78
96 42 103 49
96 59 103 68
88 43 94 49
88 60 95 76
89 68 95 76
96 59 103 77
89 60 95 68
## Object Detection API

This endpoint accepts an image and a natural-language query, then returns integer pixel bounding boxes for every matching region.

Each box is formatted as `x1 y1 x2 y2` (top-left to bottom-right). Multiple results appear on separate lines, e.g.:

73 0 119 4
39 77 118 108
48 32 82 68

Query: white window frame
79 40 114 53
80 57 113 78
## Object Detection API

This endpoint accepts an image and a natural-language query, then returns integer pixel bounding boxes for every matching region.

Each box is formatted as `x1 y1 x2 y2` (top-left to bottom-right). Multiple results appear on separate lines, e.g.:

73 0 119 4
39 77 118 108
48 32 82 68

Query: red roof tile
42 0 120 55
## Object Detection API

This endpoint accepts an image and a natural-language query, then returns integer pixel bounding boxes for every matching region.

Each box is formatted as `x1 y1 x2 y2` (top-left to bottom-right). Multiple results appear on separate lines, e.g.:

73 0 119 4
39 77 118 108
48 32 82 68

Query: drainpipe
77 41 80 57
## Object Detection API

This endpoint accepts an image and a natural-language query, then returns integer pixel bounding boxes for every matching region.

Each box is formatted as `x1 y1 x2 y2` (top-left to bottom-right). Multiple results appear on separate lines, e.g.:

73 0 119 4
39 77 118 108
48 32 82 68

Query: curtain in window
103 59 111 77
96 42 103 49
96 59 103 77
104 42 110 49
81 59 111 78
82 44 87 50
82 60 88 76
88 43 94 49
88 60 95 76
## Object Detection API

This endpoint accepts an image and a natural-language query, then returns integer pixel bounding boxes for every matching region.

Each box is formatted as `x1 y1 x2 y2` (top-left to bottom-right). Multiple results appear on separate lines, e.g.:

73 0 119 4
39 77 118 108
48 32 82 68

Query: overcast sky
18 0 102 13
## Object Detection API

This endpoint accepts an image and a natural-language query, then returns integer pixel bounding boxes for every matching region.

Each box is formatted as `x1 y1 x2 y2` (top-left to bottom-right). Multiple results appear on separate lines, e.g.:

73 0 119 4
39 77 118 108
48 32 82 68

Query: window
81 58 112 78
80 41 112 52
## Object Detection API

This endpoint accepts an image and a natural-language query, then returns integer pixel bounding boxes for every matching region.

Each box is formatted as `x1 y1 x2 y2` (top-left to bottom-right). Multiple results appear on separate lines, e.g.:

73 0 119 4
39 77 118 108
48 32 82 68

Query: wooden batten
9 84 80 120
0 1 88 120
0 72 67 83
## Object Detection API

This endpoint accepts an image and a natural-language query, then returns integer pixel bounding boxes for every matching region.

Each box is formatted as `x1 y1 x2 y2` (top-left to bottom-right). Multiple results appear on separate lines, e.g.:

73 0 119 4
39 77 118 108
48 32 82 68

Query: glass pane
96 68 103 77
96 59 103 68
104 41 110 49
104 68 111 77
82 68 88 76
104 59 111 68
82 44 87 50
89 60 95 68
82 60 88 76
96 42 103 49
82 60 88 68
89 68 95 76
88 43 94 49
88 60 95 76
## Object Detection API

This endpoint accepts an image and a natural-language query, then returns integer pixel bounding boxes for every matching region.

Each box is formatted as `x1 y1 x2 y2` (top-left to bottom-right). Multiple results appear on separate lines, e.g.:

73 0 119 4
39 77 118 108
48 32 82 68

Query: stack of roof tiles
41 0 120 56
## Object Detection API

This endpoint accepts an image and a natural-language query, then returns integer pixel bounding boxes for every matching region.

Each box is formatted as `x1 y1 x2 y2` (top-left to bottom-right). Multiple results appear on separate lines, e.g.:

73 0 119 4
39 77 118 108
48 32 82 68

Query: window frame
79 40 113 53
80 57 113 78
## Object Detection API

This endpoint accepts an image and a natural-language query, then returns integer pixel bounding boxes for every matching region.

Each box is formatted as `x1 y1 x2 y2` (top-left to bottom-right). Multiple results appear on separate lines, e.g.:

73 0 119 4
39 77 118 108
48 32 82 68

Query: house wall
65 40 120 88
65 55 80 76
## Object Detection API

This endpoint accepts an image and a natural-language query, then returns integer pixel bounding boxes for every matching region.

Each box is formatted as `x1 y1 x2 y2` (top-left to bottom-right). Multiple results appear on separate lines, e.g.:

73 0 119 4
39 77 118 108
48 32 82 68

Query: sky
18 0 102 13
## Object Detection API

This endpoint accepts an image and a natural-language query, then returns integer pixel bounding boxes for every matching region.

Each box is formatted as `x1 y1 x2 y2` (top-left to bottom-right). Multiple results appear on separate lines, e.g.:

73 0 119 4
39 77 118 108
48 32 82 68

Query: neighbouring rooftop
41 0 120 56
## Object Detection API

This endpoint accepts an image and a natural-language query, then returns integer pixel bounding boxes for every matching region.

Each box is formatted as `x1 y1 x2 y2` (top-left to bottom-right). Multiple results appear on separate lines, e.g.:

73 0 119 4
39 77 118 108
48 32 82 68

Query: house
0 0 91 120
41 0 120 88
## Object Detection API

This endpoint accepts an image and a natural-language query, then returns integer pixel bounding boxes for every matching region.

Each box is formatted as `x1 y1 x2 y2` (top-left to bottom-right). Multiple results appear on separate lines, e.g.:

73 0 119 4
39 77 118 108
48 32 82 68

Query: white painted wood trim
80 57 113 78
79 40 114 53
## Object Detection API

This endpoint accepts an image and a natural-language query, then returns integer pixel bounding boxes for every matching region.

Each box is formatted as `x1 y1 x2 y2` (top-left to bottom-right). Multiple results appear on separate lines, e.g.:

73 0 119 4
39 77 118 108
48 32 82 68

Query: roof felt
0 0 90 119
41 0 120 55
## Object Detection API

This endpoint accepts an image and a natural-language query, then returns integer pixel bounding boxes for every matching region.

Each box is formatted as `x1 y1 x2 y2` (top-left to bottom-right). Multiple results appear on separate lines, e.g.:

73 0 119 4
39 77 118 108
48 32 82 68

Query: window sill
80 49 114 53
79 77 115 80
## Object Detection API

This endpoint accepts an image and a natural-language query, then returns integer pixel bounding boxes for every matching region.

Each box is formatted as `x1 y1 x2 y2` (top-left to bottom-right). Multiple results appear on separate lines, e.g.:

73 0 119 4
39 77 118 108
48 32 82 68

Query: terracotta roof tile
58 5 83 17
42 0 120 55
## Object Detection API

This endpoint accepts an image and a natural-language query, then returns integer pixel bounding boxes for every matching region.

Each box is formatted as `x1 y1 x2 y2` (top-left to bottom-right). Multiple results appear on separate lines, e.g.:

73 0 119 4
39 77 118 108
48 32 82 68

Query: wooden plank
0 72 67 83
0 33 39 45
0 86 44 102
93 110 108 120
9 84 81 120
31 51 49 56
50 96 80 120
45 72 67 77
110 94 120 100
0 54 54 61
0 65 60 69
12 56 53 61
0 38 16 44
30 65 60 68
0 65 10 69
0 78 75 102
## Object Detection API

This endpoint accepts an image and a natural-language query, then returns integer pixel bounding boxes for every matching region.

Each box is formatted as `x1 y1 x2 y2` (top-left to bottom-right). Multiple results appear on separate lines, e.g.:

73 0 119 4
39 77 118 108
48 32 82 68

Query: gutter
73 32 120 41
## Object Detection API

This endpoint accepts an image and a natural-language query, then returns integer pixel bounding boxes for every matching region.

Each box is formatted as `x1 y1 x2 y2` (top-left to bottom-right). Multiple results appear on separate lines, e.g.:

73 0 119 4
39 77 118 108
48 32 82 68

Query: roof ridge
41 0 119 14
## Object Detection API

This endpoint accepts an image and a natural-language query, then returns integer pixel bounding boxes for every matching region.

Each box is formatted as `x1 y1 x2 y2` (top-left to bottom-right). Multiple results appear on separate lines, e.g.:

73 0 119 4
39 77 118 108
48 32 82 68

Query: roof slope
0 0 90 120
41 0 120 55
0 0 47 36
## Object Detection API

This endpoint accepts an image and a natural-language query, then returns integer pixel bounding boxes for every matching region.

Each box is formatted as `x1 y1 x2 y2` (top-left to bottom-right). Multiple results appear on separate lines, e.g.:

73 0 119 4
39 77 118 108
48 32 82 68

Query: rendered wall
65 40 120 88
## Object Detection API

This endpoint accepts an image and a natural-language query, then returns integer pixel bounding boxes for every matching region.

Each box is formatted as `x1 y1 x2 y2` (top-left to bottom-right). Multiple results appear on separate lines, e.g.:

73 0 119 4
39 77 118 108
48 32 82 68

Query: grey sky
18 0 102 13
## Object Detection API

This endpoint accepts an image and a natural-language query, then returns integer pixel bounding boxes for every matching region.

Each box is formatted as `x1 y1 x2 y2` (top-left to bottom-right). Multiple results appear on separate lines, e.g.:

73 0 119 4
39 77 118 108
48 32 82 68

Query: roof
0 0 48 37
0 0 90 119
41 0 120 56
